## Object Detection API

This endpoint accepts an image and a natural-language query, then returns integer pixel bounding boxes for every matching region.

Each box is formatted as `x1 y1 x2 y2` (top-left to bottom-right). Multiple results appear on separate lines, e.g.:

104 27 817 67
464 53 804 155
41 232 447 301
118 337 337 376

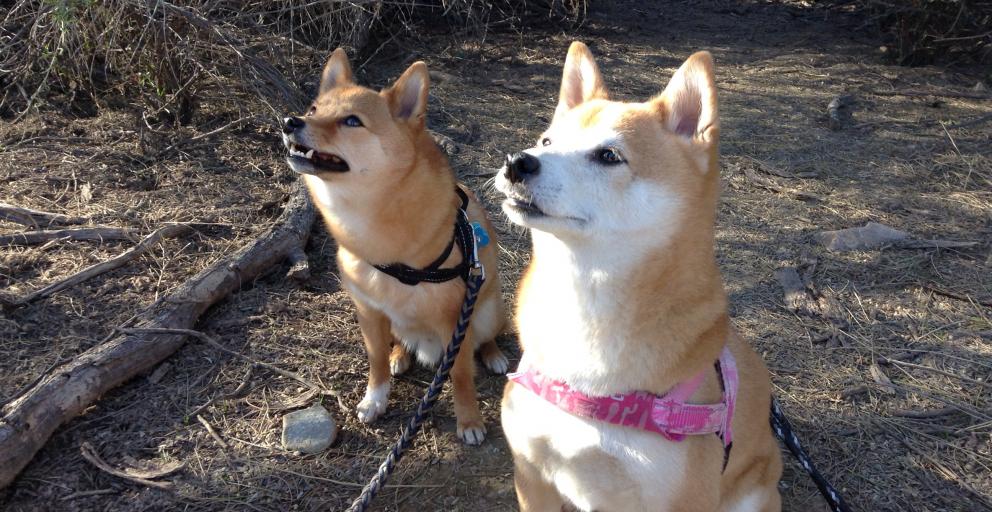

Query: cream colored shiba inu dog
282 49 508 444
497 42 783 510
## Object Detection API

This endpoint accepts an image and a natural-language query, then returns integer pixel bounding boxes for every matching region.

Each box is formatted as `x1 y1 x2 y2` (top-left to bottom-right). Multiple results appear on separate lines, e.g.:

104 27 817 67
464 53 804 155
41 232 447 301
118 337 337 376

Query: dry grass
822 0 992 66
2 0 992 511
0 0 588 121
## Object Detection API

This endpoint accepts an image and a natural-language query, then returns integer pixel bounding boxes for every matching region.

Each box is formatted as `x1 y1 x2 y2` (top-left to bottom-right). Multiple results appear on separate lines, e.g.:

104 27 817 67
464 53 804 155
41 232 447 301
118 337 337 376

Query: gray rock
281 404 336 454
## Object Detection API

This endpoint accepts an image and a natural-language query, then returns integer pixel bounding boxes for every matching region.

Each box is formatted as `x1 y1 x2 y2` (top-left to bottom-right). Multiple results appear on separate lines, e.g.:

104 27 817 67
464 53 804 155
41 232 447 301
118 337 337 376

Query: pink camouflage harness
508 346 739 469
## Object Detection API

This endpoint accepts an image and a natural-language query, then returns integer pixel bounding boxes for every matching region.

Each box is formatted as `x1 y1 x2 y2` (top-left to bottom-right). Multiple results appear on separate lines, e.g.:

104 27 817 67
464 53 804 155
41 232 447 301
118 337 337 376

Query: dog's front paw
482 350 509 375
356 383 389 423
457 419 487 445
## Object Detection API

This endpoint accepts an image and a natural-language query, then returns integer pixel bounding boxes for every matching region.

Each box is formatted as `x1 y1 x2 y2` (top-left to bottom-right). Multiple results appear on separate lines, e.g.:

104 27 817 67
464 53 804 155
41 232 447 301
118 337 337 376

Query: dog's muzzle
282 116 350 174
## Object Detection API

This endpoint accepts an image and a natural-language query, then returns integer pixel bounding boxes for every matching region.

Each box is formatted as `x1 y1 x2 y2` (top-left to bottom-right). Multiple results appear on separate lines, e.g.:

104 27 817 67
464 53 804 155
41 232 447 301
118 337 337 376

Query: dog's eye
597 147 625 165
541 137 552 146
306 105 316 117
342 115 363 127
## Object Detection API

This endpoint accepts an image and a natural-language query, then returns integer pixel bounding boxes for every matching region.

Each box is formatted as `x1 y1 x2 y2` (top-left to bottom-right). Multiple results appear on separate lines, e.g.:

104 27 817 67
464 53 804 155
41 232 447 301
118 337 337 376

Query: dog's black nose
283 116 305 134
505 152 540 184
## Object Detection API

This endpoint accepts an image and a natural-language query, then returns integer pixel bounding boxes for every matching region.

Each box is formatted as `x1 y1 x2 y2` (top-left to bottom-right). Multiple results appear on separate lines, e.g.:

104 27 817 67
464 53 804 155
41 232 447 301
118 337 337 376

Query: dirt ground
2 0 991 511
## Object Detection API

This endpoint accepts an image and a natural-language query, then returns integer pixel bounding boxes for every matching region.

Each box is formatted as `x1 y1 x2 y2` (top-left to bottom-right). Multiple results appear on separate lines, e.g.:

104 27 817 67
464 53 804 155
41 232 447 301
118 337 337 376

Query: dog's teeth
305 149 315 159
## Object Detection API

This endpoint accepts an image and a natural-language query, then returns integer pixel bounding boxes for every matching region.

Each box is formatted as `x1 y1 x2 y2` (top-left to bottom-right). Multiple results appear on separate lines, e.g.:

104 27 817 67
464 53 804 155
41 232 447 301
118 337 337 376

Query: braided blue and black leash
771 398 853 512
345 270 485 512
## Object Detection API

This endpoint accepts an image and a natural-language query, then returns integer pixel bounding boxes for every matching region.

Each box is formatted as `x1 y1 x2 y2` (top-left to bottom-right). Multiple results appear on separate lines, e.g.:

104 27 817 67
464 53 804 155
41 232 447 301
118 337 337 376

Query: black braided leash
771 398 853 512
345 269 485 512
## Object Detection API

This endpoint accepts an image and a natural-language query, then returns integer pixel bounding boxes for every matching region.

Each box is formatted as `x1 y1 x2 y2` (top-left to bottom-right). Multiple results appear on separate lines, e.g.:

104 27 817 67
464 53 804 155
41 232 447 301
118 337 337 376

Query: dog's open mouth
287 143 350 173
503 197 546 217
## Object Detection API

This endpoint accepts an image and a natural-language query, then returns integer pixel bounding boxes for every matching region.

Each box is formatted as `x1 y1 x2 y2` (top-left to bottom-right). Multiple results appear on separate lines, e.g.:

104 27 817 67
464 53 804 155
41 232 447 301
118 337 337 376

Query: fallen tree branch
6 224 192 307
0 181 315 489
0 227 138 247
79 442 174 490
0 203 88 228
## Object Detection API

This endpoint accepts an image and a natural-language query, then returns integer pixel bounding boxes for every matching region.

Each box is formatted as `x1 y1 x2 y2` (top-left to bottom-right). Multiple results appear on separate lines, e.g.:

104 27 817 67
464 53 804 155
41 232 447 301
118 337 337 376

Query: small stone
281 404 336 454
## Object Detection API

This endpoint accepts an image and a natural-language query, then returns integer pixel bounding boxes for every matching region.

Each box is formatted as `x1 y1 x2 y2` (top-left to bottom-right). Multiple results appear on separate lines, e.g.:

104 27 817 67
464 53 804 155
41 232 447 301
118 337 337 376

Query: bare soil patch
2 1 991 511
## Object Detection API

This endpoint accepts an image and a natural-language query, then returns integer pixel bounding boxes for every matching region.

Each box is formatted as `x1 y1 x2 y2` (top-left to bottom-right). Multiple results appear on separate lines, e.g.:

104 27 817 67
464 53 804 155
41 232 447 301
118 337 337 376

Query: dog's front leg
513 459 567 512
451 329 486 445
354 301 394 423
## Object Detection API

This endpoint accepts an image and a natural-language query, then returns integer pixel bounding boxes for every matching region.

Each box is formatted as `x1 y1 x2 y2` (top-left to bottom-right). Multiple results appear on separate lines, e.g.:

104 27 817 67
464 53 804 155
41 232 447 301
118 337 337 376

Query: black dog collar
373 188 478 285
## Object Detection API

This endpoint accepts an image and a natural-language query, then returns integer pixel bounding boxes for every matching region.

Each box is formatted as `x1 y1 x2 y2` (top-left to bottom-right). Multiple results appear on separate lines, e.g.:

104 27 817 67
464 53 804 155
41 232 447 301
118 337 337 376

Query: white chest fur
502 382 691 511
339 251 453 365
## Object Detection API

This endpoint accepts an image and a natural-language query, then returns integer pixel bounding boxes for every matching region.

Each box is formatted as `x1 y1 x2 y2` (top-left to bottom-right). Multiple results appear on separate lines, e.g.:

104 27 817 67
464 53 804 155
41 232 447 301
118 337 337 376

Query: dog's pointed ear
319 48 354 94
384 61 430 124
654 51 719 146
554 41 609 122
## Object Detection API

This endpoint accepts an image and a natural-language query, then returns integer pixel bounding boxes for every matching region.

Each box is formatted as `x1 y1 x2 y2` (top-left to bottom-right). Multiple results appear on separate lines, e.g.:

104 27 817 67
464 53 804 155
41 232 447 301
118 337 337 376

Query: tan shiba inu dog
282 49 508 444
497 42 783 510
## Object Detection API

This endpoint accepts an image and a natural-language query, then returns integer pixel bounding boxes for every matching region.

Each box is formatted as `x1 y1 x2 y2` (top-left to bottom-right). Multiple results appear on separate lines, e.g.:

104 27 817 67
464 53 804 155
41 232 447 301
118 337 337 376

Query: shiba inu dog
282 49 508 445
497 42 783 510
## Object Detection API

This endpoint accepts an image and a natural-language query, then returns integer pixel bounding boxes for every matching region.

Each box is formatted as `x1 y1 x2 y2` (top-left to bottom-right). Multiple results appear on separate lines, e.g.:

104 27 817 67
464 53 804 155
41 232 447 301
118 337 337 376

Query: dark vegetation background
1 0 991 511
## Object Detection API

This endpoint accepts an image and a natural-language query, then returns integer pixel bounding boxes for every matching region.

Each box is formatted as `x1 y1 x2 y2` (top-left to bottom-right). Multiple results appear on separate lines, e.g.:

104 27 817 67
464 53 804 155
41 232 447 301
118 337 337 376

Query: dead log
0 181 315 489
0 227 138 247
0 203 89 228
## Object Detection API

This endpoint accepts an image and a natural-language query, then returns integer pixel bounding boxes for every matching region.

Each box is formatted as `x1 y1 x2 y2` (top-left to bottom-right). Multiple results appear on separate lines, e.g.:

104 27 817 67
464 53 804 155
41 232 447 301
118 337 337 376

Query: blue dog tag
471 221 490 248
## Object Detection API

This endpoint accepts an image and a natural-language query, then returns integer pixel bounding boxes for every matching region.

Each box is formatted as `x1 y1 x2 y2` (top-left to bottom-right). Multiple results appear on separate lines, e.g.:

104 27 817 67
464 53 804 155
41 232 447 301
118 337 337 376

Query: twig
0 203 88 228
742 165 823 201
0 357 65 409
260 463 444 489
158 116 255 155
0 226 138 247
922 283 992 308
948 112 992 130
869 88 991 100
889 433 992 511
119 327 345 409
8 225 192 306
60 489 116 501
79 442 174 490
892 383 992 422
189 366 255 418
881 357 992 389
0 182 315 489
892 406 958 419
196 415 229 450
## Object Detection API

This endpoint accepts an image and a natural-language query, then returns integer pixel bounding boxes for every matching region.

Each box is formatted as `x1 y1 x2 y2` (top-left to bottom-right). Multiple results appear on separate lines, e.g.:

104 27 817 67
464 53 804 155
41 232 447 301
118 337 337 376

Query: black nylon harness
373 188 477 285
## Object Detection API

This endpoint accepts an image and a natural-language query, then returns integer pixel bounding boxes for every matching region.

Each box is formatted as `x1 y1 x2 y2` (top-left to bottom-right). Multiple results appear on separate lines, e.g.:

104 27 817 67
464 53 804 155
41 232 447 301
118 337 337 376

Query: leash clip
461 209 486 281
